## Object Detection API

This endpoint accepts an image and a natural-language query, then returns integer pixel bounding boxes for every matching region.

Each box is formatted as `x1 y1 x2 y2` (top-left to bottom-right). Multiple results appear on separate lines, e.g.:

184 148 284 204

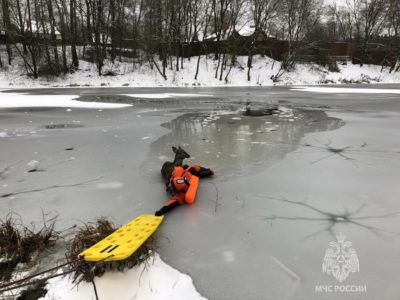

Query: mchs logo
315 233 366 293
322 232 359 282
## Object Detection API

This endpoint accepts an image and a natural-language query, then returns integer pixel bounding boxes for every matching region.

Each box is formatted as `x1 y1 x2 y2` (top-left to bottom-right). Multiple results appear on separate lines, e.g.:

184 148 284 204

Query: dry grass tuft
0 216 21 258
0 213 59 281
66 217 156 284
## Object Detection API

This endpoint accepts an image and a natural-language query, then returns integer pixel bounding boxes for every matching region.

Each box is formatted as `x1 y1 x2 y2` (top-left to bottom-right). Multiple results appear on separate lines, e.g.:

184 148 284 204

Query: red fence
159 39 396 66
0 33 397 66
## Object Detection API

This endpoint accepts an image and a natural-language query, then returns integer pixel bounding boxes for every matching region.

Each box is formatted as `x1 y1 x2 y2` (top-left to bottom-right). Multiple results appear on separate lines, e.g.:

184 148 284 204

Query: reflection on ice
145 108 344 181
2 86 400 300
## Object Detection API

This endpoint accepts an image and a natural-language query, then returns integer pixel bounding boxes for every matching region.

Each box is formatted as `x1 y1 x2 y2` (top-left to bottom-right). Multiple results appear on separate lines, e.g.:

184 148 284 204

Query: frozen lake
1 85 400 299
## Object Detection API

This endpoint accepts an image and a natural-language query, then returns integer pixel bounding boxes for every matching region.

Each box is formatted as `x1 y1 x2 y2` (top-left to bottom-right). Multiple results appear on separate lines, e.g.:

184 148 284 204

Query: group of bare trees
1 0 400 79
0 0 79 77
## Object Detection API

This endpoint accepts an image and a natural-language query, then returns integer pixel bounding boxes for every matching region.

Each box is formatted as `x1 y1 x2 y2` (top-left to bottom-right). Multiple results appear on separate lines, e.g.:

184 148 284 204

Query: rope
0 269 74 294
0 255 114 294
0 260 75 290
91 279 99 300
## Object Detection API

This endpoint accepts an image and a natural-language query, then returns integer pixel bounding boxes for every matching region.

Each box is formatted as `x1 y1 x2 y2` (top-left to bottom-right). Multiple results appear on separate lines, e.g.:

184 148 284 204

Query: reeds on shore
0 213 59 281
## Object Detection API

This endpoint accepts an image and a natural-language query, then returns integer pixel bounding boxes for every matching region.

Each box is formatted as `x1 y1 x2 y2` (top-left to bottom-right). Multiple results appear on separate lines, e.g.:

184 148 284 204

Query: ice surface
0 86 399 300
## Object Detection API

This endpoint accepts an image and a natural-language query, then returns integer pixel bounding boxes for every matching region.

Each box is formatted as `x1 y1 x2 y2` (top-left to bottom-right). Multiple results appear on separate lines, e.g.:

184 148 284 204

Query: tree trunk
195 53 201 80
219 53 226 81
247 55 253 81
56 0 68 73
70 0 79 68
38 0 52 68
85 0 92 46
1 0 12 65
109 0 116 62
95 0 103 76
47 0 59 67
151 55 167 80
15 0 27 55
27 0 38 78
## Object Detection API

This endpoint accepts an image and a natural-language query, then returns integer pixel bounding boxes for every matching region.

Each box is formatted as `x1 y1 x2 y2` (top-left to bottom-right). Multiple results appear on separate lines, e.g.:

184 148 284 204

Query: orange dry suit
155 165 214 216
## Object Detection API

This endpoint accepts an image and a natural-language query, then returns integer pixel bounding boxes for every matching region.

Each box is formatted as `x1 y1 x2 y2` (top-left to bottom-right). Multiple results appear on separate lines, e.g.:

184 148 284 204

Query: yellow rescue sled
79 214 164 262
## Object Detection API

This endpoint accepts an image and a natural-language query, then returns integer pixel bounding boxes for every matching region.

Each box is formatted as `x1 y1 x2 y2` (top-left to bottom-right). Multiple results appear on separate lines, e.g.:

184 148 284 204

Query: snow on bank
42 254 206 300
293 86 400 94
0 91 131 108
2 55 400 88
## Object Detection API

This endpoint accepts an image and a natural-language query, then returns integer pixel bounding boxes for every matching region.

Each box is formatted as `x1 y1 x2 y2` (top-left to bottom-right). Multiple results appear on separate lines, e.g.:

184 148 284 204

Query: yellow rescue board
79 214 164 262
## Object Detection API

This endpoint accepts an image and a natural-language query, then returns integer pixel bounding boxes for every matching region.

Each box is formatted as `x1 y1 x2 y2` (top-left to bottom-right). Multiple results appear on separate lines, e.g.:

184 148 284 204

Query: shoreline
2 56 400 89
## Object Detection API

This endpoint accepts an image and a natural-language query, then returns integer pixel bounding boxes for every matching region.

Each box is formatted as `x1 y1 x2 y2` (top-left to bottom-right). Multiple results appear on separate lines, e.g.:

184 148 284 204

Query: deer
161 146 190 185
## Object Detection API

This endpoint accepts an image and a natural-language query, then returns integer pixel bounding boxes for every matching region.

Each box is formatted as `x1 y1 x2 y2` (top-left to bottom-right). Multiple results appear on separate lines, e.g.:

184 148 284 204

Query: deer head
172 146 190 165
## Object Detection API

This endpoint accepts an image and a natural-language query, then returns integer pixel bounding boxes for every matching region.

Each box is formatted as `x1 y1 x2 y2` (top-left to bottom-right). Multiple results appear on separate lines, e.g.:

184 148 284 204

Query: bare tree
347 0 386 66
1 0 12 64
1 0 391 80
388 0 400 71
247 0 280 81
212 0 232 77
220 0 245 81
47 0 60 68
271 0 319 81
70 0 79 67
328 4 355 42
85 0 107 75
26 0 39 78
55 0 68 73
194 0 212 80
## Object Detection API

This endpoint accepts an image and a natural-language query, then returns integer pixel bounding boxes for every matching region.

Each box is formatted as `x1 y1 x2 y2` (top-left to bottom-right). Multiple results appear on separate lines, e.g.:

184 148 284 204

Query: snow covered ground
293 86 400 94
1 55 400 89
0 91 132 108
43 254 205 300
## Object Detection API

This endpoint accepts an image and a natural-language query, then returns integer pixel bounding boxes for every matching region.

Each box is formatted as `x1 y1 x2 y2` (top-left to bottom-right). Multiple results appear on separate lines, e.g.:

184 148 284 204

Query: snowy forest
0 0 400 82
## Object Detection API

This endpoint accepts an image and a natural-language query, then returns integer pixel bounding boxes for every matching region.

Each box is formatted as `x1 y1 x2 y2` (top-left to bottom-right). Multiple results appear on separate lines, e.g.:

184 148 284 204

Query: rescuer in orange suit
155 164 214 216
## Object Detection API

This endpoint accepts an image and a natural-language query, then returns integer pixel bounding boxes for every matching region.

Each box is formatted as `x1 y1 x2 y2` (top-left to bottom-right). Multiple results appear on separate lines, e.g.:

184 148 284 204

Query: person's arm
155 200 180 216
155 194 185 216
186 165 214 178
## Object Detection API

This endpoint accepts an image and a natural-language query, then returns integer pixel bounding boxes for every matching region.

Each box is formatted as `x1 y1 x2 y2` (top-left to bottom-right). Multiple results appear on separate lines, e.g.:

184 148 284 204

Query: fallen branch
150 55 167 80
208 182 220 215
